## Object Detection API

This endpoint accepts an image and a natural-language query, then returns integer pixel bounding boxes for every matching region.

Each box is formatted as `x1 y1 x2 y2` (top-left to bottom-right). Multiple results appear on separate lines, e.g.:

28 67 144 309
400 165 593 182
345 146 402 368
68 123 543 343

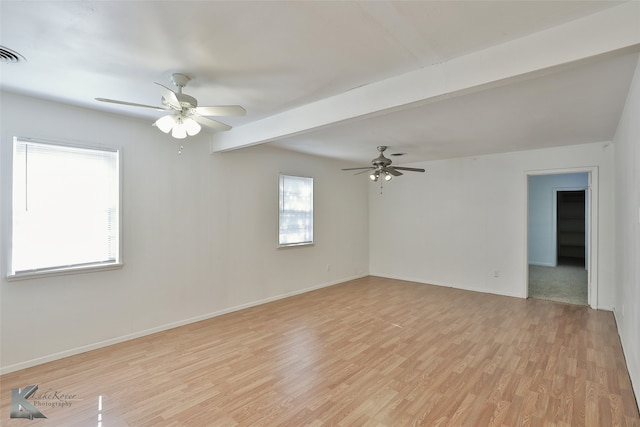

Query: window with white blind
9 137 121 279
278 174 313 247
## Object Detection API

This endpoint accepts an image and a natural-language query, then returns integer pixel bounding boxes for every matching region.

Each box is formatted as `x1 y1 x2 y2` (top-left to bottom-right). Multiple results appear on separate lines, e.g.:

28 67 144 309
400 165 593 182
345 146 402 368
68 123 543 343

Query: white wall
0 92 369 373
528 173 588 267
369 142 615 306
613 55 640 404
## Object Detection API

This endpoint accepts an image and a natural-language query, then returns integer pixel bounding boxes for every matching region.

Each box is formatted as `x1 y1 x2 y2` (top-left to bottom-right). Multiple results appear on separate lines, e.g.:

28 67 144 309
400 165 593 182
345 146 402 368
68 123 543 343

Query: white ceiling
1 1 639 165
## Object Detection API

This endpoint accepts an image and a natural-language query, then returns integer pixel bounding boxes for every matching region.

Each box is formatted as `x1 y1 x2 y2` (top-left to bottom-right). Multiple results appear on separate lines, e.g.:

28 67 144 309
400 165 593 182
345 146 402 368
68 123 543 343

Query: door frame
526 166 598 309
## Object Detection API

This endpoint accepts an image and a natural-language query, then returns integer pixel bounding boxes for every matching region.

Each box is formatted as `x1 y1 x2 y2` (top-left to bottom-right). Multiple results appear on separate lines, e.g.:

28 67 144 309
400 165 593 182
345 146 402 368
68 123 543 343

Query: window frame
7 137 123 281
278 173 314 248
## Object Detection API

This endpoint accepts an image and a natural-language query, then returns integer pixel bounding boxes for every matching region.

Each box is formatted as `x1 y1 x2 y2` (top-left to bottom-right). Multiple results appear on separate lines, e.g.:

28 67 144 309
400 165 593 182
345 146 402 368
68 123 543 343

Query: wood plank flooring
1 276 638 426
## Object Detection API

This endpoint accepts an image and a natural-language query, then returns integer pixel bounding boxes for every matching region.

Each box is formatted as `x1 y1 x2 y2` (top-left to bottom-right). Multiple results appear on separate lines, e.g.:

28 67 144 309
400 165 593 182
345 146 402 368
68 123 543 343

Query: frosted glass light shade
155 115 176 133
171 117 187 139
171 123 187 139
183 118 201 136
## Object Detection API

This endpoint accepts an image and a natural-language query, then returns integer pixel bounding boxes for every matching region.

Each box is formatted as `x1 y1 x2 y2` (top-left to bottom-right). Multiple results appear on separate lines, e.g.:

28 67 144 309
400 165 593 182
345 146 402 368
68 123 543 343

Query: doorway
527 170 596 307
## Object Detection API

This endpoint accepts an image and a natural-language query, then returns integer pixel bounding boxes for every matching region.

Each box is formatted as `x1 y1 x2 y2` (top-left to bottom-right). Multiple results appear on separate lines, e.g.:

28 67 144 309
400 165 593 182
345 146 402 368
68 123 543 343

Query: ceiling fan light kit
369 171 393 182
154 114 202 139
96 72 246 140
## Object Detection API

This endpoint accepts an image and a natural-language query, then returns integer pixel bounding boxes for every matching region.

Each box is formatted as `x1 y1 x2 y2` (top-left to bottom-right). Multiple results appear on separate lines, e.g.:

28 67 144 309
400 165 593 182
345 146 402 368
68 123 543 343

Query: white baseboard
614 309 640 413
528 261 557 267
370 273 523 299
0 274 367 375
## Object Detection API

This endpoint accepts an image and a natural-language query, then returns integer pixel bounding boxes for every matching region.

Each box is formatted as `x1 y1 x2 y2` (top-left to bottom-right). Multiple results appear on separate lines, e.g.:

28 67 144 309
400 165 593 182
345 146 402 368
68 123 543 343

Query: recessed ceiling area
1 1 638 164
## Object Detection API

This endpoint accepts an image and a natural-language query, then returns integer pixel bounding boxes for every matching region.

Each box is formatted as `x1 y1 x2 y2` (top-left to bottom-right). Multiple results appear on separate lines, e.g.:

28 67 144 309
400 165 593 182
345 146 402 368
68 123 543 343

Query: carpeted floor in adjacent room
528 264 588 306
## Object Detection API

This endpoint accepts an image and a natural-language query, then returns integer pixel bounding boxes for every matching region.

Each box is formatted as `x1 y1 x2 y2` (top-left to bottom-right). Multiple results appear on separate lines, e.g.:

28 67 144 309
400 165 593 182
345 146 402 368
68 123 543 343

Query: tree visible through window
278 174 313 246
10 137 121 278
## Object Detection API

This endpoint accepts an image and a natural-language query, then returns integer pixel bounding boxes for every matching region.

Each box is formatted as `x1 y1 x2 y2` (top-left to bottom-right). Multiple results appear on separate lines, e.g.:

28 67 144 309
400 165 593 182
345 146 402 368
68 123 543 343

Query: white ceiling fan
342 146 425 181
96 73 245 139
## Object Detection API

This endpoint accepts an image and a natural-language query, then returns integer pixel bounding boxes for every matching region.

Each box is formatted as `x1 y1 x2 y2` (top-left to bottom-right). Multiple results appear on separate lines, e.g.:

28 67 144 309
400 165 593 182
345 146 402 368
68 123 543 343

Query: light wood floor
1 276 638 426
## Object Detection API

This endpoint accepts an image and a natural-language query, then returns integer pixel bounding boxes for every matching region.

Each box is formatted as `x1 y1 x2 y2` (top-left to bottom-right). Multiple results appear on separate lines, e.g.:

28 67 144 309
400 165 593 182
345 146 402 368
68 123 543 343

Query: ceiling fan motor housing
176 93 197 109
169 73 198 108
372 146 392 168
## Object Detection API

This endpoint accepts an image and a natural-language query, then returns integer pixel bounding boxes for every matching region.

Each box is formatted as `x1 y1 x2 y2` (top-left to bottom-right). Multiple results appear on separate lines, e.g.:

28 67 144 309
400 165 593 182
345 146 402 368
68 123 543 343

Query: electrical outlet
326 264 331 271
493 270 500 278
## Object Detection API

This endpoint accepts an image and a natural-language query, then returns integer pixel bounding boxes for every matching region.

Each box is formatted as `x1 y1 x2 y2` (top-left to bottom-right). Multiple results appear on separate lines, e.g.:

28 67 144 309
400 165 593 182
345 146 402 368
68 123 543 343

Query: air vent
0 46 25 63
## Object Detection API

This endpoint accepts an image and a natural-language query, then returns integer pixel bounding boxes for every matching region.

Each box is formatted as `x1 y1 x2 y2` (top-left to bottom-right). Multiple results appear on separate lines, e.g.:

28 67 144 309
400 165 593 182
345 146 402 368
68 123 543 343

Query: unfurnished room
1 1 639 426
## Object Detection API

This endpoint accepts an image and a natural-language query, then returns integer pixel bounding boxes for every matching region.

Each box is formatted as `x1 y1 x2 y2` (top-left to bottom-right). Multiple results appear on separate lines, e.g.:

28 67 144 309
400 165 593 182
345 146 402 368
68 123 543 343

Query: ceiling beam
210 2 640 154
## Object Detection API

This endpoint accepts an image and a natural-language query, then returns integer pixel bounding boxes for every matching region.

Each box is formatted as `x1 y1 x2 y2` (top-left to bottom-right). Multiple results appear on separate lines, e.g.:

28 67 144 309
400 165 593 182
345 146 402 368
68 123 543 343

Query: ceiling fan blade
354 169 375 175
393 166 426 172
154 83 181 110
95 98 166 111
341 166 374 171
194 105 246 117
192 115 232 132
383 167 403 176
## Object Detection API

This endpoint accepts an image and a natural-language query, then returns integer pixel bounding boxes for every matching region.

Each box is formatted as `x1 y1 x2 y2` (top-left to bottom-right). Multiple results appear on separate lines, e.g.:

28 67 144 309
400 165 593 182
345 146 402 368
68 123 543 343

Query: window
9 137 121 279
278 174 313 247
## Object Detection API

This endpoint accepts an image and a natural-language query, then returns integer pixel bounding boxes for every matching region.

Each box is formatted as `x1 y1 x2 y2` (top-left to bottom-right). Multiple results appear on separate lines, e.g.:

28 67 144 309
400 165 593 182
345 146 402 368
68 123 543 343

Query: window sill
278 242 315 249
7 262 124 282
